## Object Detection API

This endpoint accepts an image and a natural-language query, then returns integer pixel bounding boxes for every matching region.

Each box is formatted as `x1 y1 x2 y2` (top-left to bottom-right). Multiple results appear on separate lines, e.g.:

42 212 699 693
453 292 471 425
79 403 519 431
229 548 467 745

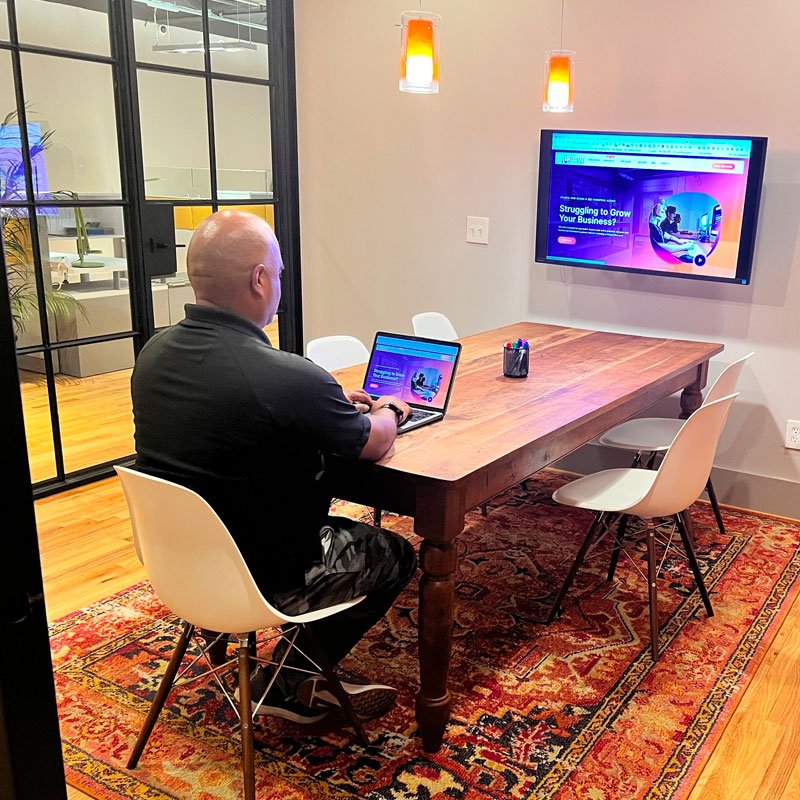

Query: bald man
131 211 416 725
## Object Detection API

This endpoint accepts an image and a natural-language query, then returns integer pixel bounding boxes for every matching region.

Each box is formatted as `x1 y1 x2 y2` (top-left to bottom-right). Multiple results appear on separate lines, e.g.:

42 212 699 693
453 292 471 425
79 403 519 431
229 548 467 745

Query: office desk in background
328 322 723 753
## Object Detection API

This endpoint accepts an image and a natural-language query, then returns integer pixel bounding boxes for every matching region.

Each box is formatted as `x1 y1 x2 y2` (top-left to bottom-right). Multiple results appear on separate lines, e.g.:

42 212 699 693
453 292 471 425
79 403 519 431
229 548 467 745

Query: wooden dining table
327 322 724 753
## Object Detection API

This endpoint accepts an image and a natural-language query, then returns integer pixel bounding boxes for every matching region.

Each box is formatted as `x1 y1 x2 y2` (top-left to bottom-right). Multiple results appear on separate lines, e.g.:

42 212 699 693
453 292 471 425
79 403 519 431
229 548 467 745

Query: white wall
294 0 800 514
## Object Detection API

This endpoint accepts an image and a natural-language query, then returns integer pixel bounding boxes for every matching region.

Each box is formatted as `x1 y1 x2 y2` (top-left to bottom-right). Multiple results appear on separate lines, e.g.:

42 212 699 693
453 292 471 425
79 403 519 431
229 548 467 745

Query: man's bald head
187 210 283 326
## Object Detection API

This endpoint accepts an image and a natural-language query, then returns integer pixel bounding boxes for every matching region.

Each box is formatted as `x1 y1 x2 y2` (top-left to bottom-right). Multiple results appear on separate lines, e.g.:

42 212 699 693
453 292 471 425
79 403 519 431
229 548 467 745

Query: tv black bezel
534 129 768 286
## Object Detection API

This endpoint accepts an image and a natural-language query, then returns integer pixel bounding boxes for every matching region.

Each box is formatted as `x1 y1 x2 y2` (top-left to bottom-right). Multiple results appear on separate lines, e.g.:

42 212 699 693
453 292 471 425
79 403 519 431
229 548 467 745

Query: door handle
149 239 186 251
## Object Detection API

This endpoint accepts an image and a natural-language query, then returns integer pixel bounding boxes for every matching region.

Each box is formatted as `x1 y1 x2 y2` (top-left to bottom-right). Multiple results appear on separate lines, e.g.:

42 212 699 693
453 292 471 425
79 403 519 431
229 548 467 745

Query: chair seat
598 417 684 452
552 468 657 512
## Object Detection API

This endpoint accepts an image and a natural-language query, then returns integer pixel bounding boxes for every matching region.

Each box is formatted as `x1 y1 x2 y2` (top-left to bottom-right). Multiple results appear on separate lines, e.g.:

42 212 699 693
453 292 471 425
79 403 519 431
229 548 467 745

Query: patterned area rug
52 471 800 800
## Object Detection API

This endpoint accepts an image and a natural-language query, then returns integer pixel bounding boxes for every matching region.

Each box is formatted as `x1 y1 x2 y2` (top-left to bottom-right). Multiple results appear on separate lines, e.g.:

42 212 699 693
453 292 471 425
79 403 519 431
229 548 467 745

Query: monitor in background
0 121 52 204
534 130 767 285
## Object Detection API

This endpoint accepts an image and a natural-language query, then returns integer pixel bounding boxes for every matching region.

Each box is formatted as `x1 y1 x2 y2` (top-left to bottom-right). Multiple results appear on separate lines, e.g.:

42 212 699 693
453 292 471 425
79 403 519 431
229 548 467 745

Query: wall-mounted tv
534 130 767 285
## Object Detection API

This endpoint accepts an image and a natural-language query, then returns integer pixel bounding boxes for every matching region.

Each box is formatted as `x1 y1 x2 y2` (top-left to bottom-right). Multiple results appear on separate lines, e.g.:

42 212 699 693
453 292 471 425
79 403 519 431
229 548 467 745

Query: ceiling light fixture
399 7 440 94
152 40 258 53
543 0 575 113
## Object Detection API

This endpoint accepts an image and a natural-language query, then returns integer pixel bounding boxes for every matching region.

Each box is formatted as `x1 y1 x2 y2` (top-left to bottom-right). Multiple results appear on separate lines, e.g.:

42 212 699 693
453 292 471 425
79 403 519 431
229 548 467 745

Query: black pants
266 516 417 690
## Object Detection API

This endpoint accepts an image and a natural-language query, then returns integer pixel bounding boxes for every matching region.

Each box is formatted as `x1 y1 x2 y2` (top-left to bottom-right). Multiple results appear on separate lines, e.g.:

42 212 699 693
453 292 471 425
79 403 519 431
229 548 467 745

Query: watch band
381 401 405 426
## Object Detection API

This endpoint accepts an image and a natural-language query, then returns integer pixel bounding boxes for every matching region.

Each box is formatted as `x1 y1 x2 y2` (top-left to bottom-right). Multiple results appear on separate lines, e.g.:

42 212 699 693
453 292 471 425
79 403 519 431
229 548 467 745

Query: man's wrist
375 401 404 426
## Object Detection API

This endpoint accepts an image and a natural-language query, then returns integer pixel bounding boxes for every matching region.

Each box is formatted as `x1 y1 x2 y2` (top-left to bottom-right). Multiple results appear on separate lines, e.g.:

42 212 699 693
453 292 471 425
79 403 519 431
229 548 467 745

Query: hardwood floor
36 478 800 800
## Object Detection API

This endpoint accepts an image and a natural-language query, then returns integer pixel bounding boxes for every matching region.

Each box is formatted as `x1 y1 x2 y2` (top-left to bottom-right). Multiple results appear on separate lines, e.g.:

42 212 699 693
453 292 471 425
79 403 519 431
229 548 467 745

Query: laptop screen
363 332 461 411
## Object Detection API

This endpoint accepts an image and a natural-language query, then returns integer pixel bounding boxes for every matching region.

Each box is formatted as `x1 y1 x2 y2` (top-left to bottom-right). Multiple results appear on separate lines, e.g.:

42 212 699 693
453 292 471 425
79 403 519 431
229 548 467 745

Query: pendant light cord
560 0 565 51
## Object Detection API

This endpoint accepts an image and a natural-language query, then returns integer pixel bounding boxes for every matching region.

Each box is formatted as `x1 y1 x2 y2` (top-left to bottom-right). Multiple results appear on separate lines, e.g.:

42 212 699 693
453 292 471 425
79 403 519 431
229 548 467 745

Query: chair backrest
115 466 283 634
306 335 370 372
411 312 458 341
703 352 753 405
628 394 738 519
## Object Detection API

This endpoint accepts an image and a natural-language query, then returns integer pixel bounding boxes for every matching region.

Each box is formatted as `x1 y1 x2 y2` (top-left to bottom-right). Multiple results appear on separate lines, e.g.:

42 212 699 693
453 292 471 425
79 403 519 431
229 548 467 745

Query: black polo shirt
131 304 371 592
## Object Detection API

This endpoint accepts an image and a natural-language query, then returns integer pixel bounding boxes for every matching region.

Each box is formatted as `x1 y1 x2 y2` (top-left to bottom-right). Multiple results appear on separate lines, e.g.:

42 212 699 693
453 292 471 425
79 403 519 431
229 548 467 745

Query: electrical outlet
785 420 800 450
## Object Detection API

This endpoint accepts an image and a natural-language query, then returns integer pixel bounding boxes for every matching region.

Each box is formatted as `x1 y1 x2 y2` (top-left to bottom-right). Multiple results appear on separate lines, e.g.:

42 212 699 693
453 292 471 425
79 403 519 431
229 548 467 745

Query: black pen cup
503 346 529 378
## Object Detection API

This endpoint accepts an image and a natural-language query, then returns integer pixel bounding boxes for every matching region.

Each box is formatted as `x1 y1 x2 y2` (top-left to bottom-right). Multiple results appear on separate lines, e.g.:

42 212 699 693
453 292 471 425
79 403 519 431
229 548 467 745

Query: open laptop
362 332 462 434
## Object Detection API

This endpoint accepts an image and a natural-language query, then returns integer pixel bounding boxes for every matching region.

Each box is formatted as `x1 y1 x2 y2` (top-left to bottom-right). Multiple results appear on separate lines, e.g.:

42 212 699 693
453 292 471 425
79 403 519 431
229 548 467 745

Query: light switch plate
466 216 489 245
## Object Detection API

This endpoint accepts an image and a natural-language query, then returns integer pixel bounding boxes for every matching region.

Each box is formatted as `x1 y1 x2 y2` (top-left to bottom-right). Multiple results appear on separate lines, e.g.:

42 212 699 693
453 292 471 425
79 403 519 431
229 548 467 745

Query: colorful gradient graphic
363 335 458 409
543 133 753 281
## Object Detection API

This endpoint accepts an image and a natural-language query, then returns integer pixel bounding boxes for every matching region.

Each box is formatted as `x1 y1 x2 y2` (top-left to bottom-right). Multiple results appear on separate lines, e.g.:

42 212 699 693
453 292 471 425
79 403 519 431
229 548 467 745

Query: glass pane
18 365 56 483
0 1 9 41
214 80 272 200
55 341 135 473
138 70 211 199
3 208 51 349
133 1 205 71
0 50 26 201
209 1 269 80
45 205 131 344
16 0 110 57
20 53 122 200
147 203 208 330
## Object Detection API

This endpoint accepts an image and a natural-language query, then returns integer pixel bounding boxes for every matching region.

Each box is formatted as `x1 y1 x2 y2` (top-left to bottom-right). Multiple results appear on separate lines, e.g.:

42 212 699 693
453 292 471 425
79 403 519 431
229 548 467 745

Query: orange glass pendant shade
543 49 575 112
400 12 440 94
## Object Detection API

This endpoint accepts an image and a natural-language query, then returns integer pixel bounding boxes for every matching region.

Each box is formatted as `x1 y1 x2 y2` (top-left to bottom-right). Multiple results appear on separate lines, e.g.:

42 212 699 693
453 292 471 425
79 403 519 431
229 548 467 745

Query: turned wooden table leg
679 361 709 419
415 538 457 753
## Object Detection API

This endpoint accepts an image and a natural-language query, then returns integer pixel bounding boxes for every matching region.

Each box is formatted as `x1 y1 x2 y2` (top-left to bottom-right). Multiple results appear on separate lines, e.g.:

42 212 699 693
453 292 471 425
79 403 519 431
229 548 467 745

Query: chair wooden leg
373 508 382 528
302 626 370 746
480 503 488 517
645 522 660 661
547 512 606 624
706 478 726 536
675 514 714 618
520 479 530 492
607 514 629 582
236 635 256 800
127 621 194 769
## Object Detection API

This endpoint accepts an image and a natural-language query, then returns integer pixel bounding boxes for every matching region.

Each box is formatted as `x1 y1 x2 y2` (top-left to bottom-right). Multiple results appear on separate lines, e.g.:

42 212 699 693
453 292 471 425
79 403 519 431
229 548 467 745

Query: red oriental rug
52 471 800 799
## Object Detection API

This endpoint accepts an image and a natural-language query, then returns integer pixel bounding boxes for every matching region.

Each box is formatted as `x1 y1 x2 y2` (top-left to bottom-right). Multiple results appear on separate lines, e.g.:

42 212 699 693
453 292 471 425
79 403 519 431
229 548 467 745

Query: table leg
415 538 457 753
679 361 709 419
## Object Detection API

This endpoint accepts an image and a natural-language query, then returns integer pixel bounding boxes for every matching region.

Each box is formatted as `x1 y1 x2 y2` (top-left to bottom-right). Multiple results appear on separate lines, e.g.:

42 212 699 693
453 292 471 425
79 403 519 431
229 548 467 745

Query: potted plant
0 108 85 339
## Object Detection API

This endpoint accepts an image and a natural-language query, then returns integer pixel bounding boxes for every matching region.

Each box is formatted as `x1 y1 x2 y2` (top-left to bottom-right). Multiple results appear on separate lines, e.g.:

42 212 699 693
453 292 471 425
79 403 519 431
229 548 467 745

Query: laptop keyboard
408 409 437 422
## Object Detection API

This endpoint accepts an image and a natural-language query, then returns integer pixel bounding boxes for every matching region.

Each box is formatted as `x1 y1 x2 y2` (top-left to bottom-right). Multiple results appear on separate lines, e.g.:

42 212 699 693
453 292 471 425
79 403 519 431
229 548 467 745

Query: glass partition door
0 0 302 497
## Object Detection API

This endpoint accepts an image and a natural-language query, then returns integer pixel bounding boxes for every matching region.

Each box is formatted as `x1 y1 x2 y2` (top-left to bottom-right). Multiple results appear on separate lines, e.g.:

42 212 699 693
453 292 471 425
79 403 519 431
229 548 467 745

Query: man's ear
251 263 266 296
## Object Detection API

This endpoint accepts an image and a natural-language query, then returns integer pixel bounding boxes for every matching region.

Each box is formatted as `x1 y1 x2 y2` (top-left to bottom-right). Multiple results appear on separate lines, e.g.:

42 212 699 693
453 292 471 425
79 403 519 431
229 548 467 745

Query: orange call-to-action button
558 236 577 245
712 162 735 170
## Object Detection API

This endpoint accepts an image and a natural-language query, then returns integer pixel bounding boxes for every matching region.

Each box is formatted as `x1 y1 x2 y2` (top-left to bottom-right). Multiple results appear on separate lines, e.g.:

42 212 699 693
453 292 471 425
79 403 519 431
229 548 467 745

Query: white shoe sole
297 676 397 720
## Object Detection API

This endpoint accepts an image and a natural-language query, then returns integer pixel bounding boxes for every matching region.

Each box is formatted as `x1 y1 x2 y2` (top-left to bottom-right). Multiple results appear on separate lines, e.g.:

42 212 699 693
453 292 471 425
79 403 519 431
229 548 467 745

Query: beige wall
295 0 800 513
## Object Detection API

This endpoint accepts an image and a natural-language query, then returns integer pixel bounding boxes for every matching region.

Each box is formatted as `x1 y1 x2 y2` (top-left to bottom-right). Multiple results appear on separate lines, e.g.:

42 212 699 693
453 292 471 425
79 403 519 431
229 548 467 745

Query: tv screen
535 130 767 285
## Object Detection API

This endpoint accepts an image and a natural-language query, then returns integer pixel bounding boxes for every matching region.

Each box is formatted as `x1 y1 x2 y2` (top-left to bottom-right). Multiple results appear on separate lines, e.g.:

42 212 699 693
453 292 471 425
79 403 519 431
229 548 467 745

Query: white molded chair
306 335 370 372
411 312 458 341
597 353 753 536
548 394 738 660
115 466 369 800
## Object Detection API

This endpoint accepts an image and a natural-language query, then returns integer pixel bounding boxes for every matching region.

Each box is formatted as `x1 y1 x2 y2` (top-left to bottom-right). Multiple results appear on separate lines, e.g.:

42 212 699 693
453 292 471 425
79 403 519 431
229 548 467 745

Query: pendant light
543 0 575 112
399 7 440 94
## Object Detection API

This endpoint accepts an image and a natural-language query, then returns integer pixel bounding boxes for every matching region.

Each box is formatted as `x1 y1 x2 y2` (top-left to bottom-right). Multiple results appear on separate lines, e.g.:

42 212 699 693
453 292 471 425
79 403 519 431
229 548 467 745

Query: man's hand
344 388 374 414
372 396 412 425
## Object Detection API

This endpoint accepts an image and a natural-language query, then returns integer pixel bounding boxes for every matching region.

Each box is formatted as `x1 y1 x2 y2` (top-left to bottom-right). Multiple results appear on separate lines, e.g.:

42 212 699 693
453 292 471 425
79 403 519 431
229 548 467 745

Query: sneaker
296 667 397 721
234 667 330 724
